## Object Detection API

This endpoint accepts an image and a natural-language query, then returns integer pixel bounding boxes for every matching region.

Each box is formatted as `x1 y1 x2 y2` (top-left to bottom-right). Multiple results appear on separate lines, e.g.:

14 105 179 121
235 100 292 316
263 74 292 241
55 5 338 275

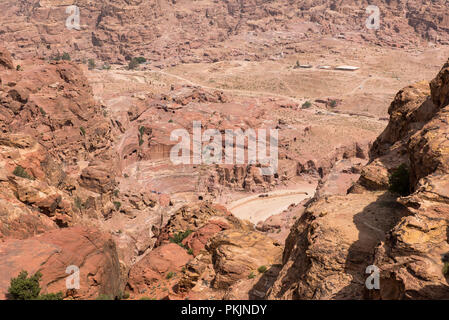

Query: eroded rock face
0 226 122 300
269 58 449 300
0 1 448 65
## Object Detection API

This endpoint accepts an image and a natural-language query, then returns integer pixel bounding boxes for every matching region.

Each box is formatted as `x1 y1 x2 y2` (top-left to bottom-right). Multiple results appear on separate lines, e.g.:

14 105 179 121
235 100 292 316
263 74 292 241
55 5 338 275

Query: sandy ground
227 183 317 224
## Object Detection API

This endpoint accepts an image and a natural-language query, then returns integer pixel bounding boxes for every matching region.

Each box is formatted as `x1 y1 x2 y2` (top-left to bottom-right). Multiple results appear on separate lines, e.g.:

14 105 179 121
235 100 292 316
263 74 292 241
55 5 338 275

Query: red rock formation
0 226 122 300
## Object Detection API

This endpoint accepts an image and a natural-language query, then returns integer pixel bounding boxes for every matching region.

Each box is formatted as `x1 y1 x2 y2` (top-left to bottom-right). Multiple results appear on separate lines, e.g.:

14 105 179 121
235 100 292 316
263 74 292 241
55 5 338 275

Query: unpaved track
227 185 316 224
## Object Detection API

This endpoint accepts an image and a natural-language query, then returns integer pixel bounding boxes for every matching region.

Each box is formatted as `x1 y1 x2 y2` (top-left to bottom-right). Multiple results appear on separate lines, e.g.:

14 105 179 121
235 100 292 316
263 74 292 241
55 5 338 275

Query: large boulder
0 226 122 300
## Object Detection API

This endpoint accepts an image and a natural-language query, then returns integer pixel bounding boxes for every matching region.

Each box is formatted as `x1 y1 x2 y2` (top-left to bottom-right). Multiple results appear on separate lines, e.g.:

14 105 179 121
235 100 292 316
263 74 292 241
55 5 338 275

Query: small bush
389 164 411 196
13 166 34 180
61 53 71 61
135 57 147 64
119 291 130 300
166 272 175 280
248 272 256 279
301 101 312 109
102 62 111 70
74 196 84 211
113 201 122 211
443 262 449 276
138 126 145 146
329 100 338 108
80 126 86 136
169 230 193 247
37 292 63 300
8 271 42 300
257 266 267 274
16 65 22 71
88 59 96 70
39 107 47 116
128 59 139 70
187 248 194 255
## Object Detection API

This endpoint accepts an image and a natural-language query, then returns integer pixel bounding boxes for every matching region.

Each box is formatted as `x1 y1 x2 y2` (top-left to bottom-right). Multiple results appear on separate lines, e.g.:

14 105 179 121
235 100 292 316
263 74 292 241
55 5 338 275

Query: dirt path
227 184 317 224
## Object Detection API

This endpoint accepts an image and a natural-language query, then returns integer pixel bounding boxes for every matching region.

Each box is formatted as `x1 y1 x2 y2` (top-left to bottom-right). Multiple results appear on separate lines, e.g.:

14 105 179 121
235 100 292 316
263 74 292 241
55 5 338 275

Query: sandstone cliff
268 58 449 300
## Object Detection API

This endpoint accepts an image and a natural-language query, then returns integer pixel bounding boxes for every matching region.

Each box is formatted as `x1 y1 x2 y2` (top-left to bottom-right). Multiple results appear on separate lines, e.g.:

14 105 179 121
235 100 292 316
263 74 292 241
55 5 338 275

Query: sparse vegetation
169 230 193 247
13 166 34 180
96 294 114 300
113 201 122 211
88 59 96 70
37 292 64 300
39 107 46 116
61 52 71 61
302 101 312 109
248 272 256 279
388 164 411 196
257 265 267 274
187 248 194 255
74 196 84 211
138 126 145 146
128 57 146 70
293 60 300 69
329 99 338 108
443 262 449 276
166 272 175 280
80 126 86 136
16 65 22 71
102 62 111 70
8 271 63 300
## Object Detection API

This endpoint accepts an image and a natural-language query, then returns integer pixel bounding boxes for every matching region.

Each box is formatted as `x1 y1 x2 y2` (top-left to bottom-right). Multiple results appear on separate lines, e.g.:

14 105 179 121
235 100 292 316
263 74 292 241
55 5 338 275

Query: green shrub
166 272 175 280
128 59 139 70
257 265 267 274
88 59 96 70
389 164 411 196
329 100 337 108
138 126 145 146
39 107 47 116
248 272 256 279
187 248 194 255
80 126 86 136
16 65 22 71
74 196 84 211
13 166 34 180
8 271 42 300
37 292 63 300
169 230 193 247
119 291 130 300
135 57 147 64
102 62 111 70
61 53 71 61
301 101 312 109
443 262 449 276
113 201 122 211
8 270 64 300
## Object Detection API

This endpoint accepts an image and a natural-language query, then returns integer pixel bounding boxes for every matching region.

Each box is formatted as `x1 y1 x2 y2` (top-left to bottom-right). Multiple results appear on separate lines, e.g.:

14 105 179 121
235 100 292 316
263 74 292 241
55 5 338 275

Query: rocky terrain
0 0 448 66
0 1 448 301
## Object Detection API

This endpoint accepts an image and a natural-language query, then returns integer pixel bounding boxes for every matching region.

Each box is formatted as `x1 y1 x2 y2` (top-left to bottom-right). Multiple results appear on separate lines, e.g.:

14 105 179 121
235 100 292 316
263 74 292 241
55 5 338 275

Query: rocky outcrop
0 1 448 65
0 226 122 300
269 58 449 300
